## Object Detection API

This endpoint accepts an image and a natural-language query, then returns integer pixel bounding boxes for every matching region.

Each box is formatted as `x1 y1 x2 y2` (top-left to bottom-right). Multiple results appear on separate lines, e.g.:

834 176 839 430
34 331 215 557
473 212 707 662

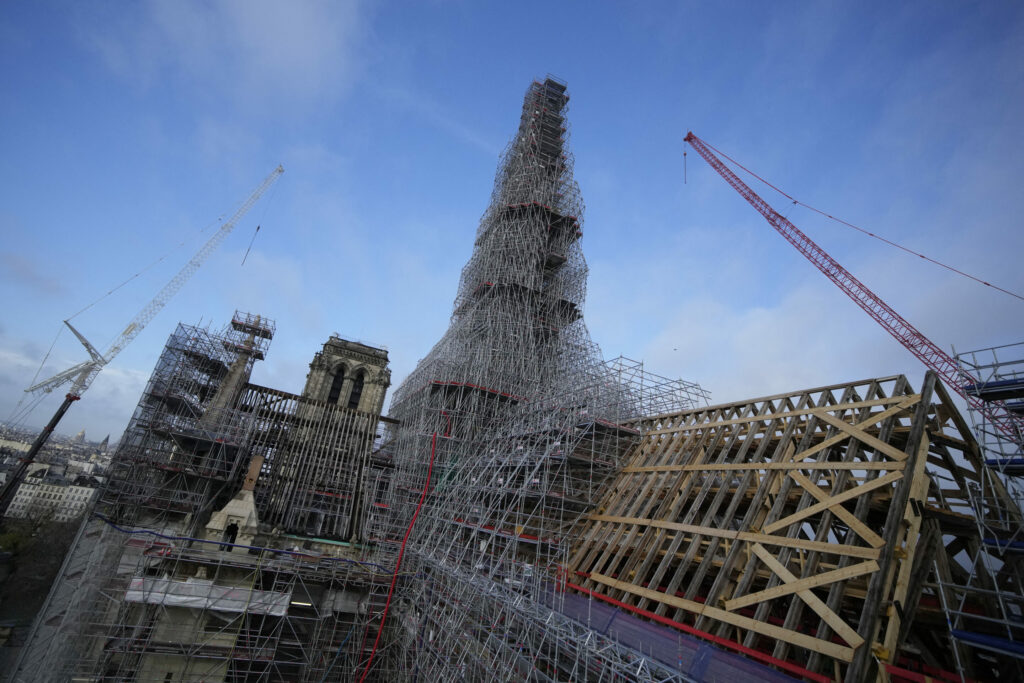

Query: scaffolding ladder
939 342 1024 679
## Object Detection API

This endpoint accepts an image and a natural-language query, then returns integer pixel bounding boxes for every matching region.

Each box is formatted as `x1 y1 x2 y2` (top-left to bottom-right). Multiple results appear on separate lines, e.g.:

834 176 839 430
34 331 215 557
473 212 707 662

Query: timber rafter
567 373 1021 681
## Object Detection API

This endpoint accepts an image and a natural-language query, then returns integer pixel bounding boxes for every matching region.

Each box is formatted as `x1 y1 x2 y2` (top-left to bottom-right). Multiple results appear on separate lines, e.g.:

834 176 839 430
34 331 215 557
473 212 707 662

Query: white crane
0 164 284 516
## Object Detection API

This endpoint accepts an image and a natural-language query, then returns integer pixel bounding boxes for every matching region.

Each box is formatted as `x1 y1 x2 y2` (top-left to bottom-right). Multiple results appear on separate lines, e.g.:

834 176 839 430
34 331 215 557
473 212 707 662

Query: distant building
4 479 98 523
0 439 30 454
65 458 98 477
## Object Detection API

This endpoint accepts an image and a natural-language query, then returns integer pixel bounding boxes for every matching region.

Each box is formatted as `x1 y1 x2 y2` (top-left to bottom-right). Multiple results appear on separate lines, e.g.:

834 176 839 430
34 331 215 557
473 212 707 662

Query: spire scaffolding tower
371 77 709 681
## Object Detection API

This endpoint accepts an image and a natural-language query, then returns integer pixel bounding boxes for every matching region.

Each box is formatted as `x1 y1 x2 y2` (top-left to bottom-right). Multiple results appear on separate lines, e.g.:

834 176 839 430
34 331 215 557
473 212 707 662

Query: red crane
683 131 1023 448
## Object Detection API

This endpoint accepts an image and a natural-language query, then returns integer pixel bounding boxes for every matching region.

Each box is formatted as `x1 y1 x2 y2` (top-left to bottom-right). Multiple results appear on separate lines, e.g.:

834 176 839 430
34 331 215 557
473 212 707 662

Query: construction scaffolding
102 312 275 526
12 77 1019 683
248 382 380 543
358 94 1024 674
957 342 1024 472
939 342 1024 677
366 77 717 681
566 373 1024 682
8 314 396 682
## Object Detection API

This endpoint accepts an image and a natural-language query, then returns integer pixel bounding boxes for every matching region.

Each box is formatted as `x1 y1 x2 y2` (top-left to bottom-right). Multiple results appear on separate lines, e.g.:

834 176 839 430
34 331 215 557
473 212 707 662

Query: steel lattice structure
8 314 397 682
14 78 1012 683
683 132 1024 450
367 78 711 681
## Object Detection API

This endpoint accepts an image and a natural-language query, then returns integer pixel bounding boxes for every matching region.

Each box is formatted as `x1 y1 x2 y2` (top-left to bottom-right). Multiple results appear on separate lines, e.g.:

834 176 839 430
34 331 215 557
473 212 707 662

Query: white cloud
641 282 888 405
0 251 65 296
80 0 368 108
0 343 148 439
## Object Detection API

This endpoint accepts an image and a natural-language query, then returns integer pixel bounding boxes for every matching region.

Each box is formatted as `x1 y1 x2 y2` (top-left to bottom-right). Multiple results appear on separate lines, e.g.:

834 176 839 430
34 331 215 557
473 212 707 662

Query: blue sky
2 1 1022 440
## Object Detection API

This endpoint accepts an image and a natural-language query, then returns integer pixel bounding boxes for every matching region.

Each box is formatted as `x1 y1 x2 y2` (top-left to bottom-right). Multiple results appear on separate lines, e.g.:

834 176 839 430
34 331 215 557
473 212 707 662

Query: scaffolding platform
985 457 1024 475
951 630 1024 658
231 312 275 340
964 377 1024 402
982 537 1024 552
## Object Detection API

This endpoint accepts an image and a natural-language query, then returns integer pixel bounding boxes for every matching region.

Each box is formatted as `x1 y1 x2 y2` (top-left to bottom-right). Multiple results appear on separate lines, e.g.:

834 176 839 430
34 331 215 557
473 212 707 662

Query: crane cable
690 138 1024 303
241 175 281 266
240 225 260 266
68 168 281 343
64 215 226 324
73 171 282 360
5 323 67 427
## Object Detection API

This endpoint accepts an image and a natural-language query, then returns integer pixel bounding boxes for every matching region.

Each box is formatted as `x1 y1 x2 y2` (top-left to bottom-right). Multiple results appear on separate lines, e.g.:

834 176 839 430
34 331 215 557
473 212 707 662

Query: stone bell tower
302 335 391 413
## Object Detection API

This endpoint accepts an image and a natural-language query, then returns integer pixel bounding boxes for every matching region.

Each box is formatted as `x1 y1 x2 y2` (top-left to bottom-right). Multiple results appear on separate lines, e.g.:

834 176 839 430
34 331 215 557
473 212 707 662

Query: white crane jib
0 164 283 519
26 164 284 400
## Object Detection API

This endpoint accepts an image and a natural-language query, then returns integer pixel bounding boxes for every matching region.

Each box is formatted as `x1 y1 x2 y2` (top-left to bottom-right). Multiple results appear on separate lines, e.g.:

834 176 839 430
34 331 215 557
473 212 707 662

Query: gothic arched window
347 371 365 411
327 367 346 404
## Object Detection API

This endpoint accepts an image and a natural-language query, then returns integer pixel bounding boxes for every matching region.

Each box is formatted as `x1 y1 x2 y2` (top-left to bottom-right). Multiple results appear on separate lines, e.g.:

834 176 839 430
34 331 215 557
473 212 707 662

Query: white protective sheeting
125 577 291 616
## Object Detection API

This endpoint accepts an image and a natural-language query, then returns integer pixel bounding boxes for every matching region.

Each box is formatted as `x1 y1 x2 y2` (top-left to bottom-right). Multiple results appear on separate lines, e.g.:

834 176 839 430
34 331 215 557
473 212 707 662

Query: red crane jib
683 132 1023 446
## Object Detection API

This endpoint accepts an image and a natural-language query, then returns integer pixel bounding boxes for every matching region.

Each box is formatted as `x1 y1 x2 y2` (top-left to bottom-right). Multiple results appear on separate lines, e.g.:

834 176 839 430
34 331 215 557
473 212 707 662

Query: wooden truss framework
568 372 1023 681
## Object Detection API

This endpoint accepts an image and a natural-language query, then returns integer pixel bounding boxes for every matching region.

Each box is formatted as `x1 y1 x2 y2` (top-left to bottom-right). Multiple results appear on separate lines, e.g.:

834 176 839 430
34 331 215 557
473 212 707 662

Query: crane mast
683 131 1023 447
0 164 284 518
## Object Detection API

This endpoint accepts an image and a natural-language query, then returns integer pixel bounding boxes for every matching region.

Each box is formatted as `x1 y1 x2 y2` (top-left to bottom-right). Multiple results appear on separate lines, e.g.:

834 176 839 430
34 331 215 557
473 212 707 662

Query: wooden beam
588 572 856 662
763 471 903 535
641 396 915 436
791 397 919 464
789 471 885 548
724 557 878 611
846 372 936 683
587 514 881 560
881 440 932 662
623 461 906 473
746 543 866 648
812 412 910 462
633 377 906 424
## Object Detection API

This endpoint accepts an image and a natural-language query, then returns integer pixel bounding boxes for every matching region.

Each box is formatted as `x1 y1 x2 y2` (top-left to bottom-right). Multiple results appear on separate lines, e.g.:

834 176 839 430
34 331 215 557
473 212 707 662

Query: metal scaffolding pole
369 78 709 682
